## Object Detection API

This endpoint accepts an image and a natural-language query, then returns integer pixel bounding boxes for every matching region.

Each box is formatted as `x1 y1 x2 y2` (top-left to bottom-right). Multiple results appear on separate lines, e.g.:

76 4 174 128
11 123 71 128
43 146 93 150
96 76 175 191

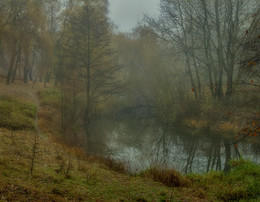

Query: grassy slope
0 83 201 201
0 82 259 201
0 128 178 201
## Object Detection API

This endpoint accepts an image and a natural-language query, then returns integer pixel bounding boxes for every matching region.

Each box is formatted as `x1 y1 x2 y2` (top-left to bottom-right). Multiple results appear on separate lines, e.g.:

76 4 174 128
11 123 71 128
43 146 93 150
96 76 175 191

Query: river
85 118 260 173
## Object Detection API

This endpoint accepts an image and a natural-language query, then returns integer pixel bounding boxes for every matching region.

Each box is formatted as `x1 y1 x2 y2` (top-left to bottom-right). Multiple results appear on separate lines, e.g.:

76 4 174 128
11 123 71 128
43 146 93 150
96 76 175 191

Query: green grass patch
38 88 61 107
0 96 36 130
188 159 260 201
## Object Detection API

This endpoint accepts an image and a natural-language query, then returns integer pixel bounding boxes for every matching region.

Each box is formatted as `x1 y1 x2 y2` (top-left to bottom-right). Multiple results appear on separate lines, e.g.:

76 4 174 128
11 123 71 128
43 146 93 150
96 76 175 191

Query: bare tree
146 0 253 101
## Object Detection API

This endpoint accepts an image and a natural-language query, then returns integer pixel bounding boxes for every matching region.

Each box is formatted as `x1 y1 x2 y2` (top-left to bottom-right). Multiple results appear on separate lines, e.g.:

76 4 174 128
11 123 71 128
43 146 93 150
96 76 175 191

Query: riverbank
0 82 259 201
182 118 241 133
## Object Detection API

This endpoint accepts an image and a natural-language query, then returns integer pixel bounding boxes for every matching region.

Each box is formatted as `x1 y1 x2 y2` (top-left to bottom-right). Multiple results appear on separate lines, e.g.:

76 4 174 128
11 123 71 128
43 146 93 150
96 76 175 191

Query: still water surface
86 119 260 173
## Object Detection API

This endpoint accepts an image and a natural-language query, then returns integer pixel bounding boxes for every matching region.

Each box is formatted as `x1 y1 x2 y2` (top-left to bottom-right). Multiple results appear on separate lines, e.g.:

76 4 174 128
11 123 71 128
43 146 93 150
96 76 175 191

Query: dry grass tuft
140 167 191 188
220 121 236 132
183 119 208 129
97 156 129 174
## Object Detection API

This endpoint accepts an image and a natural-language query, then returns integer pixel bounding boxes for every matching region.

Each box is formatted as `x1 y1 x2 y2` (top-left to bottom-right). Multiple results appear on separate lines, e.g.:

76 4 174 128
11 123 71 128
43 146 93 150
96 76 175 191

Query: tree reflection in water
84 119 260 173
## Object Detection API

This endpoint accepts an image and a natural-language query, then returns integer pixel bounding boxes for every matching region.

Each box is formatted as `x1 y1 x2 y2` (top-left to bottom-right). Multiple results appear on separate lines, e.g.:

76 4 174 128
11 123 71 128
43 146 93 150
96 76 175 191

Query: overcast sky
108 0 160 33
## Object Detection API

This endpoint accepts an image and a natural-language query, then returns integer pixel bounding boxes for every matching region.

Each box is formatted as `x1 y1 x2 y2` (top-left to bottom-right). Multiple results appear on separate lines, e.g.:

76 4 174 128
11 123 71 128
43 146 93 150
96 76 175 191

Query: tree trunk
223 143 231 172
186 56 198 100
11 47 21 83
6 50 16 85
215 0 225 100
192 57 202 99
23 47 29 83
29 67 33 81
84 5 91 124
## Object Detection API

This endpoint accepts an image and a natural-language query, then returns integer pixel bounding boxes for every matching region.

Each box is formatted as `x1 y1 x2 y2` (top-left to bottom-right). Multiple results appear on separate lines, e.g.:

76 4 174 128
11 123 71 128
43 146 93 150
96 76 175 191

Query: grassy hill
0 80 259 201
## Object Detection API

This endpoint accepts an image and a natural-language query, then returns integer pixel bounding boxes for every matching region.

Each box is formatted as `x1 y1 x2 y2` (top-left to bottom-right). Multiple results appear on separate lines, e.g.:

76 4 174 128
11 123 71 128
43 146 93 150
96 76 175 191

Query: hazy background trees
140 0 260 130
0 0 259 149
146 0 256 100
0 0 121 146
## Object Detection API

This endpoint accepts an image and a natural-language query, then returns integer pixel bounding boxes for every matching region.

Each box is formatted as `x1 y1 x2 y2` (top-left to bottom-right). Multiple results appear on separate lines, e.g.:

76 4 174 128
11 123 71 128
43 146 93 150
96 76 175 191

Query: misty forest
0 0 259 201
